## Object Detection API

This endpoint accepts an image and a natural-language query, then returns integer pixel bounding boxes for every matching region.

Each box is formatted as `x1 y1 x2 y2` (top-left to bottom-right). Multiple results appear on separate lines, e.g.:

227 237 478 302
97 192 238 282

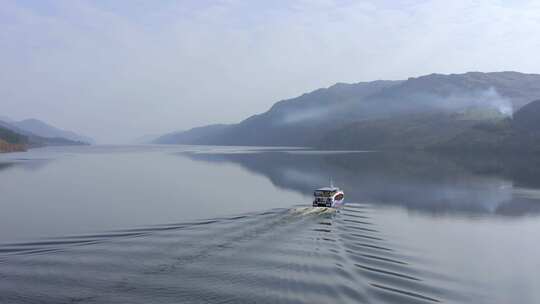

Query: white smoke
438 87 514 117
478 87 513 117
279 107 330 125
276 86 514 126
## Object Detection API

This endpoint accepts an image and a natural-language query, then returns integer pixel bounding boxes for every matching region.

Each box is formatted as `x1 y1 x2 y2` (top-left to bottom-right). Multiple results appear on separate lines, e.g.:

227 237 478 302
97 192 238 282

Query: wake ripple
0 204 462 303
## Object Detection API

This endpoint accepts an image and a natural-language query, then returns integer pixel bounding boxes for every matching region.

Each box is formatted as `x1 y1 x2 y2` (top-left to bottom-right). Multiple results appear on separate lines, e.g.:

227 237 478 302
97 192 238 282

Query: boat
312 181 344 208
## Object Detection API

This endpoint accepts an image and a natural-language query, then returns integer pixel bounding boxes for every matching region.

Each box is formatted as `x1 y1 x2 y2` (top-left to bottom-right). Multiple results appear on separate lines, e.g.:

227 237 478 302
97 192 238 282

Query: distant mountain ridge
154 71 540 151
0 116 14 123
9 118 94 144
0 117 91 152
154 124 232 145
154 79 402 146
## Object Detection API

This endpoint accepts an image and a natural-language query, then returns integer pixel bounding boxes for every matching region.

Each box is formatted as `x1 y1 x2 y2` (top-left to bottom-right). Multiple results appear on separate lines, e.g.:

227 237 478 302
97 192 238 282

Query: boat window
315 190 337 197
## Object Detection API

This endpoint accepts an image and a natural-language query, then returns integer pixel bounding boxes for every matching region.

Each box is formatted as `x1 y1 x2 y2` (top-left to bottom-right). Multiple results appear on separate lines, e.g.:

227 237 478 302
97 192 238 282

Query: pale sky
1 0 540 143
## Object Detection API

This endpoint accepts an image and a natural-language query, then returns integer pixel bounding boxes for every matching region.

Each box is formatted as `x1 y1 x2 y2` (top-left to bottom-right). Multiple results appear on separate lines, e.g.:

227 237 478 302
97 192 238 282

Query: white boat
312 182 345 208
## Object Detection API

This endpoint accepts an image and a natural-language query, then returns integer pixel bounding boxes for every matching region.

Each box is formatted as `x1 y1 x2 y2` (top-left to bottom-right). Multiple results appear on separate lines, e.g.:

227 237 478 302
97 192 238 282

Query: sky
1 0 540 143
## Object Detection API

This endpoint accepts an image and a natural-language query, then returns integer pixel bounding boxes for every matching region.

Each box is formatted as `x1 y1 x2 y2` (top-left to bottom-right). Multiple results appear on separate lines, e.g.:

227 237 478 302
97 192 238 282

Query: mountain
512 98 540 131
0 126 28 152
0 119 89 149
0 116 14 123
11 119 93 144
319 111 495 150
0 126 27 144
361 71 540 116
154 124 232 145
155 71 540 150
505 99 540 151
424 99 540 152
155 80 402 146
319 99 540 152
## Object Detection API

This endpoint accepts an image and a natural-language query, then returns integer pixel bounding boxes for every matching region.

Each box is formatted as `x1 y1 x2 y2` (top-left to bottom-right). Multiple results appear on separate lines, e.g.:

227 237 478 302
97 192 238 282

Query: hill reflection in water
181 149 540 217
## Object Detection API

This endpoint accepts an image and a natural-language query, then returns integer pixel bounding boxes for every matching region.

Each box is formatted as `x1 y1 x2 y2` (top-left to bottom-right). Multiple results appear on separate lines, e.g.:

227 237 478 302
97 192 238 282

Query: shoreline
0 139 27 153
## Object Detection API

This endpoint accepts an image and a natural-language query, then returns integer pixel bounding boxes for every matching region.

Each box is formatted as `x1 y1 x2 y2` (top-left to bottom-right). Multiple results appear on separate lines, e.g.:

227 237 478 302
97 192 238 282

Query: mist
2 0 540 143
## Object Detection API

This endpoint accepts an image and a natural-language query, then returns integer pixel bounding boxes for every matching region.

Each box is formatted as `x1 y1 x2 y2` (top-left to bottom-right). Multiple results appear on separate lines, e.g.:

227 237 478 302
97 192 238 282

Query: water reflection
182 150 540 217
0 162 14 172
1 146 538 303
0 159 53 172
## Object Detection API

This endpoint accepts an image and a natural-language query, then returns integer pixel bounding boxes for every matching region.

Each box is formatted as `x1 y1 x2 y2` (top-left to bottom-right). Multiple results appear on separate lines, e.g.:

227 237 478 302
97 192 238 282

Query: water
1 146 539 303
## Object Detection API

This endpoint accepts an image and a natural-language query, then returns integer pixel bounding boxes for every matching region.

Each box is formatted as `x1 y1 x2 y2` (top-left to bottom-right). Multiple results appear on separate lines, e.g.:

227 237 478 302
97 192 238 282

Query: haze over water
1 145 540 303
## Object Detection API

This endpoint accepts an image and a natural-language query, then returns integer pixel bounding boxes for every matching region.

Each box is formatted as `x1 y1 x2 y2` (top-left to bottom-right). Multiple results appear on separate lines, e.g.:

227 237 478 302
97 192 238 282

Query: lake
0 145 539 303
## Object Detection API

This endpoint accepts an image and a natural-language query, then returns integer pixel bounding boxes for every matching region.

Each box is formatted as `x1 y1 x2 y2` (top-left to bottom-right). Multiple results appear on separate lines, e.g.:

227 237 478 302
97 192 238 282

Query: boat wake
288 206 338 216
0 203 464 304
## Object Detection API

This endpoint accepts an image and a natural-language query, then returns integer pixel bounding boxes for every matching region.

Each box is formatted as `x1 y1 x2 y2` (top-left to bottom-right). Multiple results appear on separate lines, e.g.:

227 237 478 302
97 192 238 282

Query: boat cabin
314 187 340 197
313 186 345 207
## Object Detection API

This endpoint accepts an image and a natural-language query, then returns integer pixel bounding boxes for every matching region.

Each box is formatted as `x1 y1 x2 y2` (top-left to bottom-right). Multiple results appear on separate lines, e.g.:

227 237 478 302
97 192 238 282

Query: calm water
1 145 539 303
